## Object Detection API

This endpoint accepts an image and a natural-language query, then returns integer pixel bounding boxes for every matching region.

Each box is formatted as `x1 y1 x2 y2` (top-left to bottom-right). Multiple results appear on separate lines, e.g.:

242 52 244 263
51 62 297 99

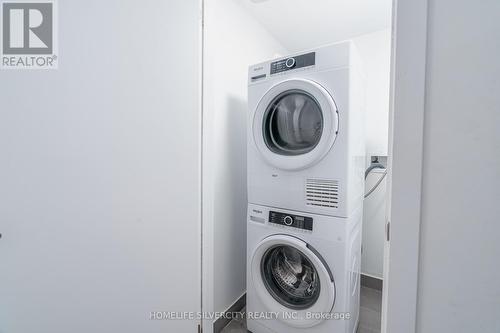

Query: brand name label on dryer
269 211 313 231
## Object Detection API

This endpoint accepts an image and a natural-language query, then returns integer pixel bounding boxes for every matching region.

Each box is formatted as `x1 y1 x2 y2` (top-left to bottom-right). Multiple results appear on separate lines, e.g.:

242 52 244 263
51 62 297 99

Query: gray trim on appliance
251 74 266 81
305 241 336 312
306 243 334 282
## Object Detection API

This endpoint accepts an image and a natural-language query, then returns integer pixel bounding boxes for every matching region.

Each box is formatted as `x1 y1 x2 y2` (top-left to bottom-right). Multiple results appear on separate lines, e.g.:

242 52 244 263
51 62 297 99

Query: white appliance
246 42 365 333
247 42 365 218
246 204 362 333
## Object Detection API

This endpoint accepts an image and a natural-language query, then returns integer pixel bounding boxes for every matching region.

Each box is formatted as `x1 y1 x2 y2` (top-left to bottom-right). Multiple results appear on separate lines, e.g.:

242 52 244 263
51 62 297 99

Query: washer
247 203 362 333
247 41 365 218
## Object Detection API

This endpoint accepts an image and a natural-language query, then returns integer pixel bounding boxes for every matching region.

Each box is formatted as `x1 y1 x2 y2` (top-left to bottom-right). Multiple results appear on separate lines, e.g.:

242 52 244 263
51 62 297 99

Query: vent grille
306 179 339 209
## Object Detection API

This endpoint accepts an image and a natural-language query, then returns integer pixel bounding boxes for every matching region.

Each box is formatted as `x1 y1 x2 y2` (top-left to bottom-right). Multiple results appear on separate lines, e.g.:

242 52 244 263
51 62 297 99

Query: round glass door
252 79 338 171
263 90 323 156
250 235 336 328
261 245 321 309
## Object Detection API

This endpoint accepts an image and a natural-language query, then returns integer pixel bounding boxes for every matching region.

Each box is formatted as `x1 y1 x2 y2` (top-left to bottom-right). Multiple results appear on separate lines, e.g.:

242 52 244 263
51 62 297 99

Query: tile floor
220 286 382 333
357 287 382 333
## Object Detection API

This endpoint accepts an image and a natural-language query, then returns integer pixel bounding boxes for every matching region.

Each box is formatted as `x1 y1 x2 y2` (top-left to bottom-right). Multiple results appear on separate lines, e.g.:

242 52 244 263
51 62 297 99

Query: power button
284 216 293 226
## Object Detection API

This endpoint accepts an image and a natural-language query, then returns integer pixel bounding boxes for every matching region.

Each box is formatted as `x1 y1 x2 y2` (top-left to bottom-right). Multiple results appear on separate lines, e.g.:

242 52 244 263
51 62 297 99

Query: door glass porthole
261 245 321 309
263 90 323 156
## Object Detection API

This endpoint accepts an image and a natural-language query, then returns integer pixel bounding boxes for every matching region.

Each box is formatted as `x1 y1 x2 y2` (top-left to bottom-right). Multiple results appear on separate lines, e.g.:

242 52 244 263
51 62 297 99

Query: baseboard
213 293 246 333
361 274 383 291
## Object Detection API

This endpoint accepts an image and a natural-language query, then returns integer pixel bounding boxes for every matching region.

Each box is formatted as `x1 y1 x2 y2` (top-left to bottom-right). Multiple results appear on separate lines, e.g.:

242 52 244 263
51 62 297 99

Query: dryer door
251 234 336 328
253 79 339 171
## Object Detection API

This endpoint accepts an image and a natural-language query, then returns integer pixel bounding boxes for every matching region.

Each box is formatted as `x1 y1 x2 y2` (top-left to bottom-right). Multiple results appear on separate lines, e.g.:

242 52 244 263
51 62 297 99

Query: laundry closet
202 1 391 333
2 0 497 332
0 1 391 332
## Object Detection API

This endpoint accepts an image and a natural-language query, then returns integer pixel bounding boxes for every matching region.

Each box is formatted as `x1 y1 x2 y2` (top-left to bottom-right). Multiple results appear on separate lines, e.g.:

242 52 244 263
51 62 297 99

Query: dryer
247 42 365 218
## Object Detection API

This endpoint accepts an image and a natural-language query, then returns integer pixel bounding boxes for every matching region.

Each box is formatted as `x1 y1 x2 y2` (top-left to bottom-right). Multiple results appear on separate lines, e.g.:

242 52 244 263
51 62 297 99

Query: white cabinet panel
0 1 202 332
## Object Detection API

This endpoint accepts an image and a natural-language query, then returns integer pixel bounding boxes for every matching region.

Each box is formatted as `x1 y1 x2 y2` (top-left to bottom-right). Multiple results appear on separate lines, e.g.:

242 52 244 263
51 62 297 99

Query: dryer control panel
269 211 313 231
270 52 315 75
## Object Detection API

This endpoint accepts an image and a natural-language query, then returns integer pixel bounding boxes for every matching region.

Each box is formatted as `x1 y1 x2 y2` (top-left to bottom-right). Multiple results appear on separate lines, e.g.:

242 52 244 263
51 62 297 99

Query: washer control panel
270 52 315 75
269 211 313 231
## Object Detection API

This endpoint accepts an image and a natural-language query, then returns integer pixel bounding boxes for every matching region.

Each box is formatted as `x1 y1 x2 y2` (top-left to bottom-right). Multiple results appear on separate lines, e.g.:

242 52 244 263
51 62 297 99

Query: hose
364 157 387 198
364 170 387 198
365 162 385 179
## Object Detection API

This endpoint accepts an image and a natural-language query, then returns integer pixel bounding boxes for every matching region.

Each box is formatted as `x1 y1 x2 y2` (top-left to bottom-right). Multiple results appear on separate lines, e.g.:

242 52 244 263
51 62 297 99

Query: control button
285 57 296 68
284 216 293 226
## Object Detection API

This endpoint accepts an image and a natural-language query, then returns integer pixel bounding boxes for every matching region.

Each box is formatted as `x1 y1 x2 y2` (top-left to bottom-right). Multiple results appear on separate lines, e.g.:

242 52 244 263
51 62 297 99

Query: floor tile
360 286 383 313
220 288 382 333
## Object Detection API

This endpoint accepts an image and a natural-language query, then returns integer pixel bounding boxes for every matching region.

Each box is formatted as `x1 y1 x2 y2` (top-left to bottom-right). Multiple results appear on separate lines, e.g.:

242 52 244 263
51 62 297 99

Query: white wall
351 30 391 280
0 1 202 332
202 1 287 331
235 0 391 53
416 0 500 332
353 29 391 156
362 169 387 279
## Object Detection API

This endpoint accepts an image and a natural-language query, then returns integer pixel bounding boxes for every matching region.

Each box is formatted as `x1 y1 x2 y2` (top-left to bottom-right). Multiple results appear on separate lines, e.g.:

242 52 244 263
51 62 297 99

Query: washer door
253 79 338 171
251 235 336 328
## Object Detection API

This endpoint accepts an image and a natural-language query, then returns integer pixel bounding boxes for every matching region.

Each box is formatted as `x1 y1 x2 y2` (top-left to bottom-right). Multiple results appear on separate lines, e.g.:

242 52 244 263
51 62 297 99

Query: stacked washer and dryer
246 42 365 333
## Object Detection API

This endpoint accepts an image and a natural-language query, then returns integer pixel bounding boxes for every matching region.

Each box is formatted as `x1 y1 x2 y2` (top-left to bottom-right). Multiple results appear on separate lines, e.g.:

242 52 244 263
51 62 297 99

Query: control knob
285 57 296 68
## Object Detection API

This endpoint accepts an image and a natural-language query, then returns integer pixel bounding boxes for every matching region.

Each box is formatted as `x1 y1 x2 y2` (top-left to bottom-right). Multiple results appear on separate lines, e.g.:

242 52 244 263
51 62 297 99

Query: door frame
382 0 428 332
